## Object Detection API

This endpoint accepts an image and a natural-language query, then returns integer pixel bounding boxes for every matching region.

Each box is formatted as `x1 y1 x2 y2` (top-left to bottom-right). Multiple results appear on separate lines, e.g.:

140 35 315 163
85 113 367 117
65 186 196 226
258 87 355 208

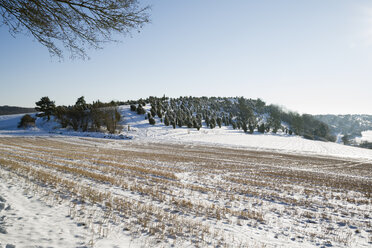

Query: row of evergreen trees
34 96 121 133
128 96 335 141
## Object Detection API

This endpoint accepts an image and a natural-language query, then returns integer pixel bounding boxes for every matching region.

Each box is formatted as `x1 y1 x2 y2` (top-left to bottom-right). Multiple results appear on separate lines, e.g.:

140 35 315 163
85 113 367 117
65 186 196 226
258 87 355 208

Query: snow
0 170 90 247
1 106 372 162
0 170 137 248
355 130 372 144
1 106 372 247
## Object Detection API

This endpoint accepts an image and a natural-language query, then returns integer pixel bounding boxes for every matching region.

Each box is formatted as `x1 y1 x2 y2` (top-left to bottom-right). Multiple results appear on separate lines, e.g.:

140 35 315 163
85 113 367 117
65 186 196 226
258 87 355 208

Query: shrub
103 107 121 134
149 117 155 125
137 105 146 115
157 109 163 118
217 117 222 128
360 142 372 149
232 122 237 129
164 115 170 126
242 122 248 133
248 124 254 134
177 118 183 127
258 123 265 133
150 108 156 118
18 114 36 128
130 104 137 112
187 120 193 128
303 133 314 140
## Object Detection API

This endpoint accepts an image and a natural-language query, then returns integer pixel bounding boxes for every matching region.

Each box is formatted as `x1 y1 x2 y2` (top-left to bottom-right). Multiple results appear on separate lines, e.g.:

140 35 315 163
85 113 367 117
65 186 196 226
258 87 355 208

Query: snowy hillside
1 106 372 162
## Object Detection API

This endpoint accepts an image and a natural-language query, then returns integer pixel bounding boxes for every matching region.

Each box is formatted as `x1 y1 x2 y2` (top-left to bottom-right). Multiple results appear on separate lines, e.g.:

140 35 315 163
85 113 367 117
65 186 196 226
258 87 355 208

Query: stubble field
0 137 371 247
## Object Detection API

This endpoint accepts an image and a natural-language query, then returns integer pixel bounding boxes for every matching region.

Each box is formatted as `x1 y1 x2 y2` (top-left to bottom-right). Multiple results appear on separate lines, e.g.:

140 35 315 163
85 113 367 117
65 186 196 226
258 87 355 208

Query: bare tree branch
0 0 150 59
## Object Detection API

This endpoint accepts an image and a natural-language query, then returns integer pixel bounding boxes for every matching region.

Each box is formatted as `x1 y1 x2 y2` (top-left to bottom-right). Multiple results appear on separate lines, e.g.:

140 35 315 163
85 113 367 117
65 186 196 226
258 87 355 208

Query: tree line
128 96 335 142
32 96 121 133
22 95 335 142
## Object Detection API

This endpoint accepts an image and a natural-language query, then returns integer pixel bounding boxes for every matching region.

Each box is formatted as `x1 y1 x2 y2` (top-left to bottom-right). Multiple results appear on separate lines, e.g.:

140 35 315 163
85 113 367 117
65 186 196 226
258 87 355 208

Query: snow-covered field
355 130 372 144
1 107 372 247
2 106 372 162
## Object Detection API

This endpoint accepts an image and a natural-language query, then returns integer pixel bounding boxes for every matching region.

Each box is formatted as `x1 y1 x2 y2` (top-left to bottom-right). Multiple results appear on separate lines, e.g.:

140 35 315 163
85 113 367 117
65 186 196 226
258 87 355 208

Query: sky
1 0 372 114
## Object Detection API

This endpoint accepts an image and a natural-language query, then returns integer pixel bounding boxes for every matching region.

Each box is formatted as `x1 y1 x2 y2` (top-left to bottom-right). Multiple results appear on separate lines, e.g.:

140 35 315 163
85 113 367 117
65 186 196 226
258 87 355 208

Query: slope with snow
1 106 372 162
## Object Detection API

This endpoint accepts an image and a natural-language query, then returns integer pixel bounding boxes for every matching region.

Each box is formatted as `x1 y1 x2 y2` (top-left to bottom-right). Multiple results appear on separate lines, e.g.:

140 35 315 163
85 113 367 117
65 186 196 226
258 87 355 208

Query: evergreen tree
258 123 265 133
157 109 163 119
164 115 170 126
217 117 222 128
136 105 146 115
35 96 56 121
177 118 183 127
265 124 270 133
232 122 237 129
149 117 155 125
242 122 248 133
248 124 254 134
210 118 216 128
130 104 137 112
187 120 193 128
150 108 156 118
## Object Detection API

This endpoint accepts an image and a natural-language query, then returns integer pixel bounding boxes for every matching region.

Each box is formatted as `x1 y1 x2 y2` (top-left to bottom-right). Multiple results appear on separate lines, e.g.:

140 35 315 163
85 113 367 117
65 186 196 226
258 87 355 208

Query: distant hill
120 96 336 142
314 114 372 138
0 106 36 116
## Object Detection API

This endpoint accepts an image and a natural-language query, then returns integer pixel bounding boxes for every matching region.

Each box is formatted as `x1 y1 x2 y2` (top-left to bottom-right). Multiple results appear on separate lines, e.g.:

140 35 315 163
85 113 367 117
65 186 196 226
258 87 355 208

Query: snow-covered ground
4 105 372 162
1 107 372 247
355 130 372 144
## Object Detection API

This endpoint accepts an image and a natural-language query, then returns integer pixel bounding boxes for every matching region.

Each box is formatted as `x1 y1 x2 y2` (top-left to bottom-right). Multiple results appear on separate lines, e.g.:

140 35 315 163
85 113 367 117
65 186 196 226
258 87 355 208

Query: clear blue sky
1 0 372 114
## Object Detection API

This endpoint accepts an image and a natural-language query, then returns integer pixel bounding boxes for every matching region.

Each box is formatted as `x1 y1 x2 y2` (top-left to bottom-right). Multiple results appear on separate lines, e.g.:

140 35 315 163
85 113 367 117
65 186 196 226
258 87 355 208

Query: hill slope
1 96 372 161
0 105 35 115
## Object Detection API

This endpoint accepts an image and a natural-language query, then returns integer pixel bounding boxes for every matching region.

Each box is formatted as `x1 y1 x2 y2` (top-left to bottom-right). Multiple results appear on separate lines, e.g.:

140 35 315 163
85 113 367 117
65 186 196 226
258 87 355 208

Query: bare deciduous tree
0 0 150 58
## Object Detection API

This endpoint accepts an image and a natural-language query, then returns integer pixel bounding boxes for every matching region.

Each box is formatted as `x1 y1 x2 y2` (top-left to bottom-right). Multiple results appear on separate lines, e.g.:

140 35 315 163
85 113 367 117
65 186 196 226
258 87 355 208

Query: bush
150 108 156 118
242 122 248 133
137 105 146 115
130 104 137 112
18 114 36 128
164 115 170 126
232 122 237 129
248 124 254 134
303 133 314 140
149 117 155 125
217 117 222 128
360 142 372 149
258 123 265 133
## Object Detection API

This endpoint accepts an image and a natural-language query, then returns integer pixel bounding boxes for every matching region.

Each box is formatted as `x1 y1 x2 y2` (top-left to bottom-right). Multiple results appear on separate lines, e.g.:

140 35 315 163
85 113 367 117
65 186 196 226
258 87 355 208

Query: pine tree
248 124 254 134
232 122 237 129
217 117 222 128
177 118 183 127
164 115 170 126
35 96 56 121
150 108 156 118
149 117 155 125
130 104 137 112
242 122 248 133
136 105 146 115
258 123 265 133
